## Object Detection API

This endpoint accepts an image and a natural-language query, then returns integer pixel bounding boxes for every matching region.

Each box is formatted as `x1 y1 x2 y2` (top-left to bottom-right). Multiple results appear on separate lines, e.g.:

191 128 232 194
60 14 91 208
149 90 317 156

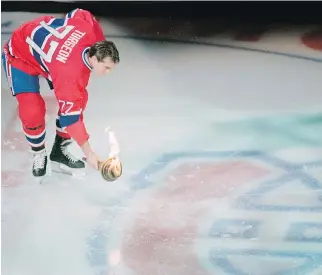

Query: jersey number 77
26 20 75 63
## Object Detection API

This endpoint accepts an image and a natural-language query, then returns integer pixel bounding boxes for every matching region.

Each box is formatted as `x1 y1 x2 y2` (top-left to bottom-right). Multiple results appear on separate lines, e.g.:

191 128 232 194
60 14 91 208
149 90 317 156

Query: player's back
6 15 55 75
7 9 105 79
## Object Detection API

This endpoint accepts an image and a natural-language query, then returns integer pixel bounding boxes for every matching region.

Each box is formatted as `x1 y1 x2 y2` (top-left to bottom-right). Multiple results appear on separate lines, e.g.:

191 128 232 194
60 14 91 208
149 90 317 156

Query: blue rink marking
86 150 322 275
210 249 322 275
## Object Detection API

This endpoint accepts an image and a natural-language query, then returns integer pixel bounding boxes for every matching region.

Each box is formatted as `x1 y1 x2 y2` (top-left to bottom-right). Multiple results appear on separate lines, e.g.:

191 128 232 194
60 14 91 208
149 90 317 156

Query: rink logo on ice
117 151 322 275
120 154 269 275
208 218 322 274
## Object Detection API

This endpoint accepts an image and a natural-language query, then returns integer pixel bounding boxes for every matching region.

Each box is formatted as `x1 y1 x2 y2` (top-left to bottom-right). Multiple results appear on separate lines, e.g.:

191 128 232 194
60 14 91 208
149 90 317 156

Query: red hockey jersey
5 9 105 145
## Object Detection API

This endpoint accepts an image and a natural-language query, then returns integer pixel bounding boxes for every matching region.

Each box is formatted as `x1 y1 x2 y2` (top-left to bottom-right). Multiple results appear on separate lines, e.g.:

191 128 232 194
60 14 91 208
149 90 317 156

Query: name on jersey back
56 29 86 64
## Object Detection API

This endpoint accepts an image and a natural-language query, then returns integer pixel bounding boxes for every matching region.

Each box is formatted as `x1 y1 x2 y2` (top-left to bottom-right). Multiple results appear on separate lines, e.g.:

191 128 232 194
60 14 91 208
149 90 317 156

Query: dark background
2 1 322 24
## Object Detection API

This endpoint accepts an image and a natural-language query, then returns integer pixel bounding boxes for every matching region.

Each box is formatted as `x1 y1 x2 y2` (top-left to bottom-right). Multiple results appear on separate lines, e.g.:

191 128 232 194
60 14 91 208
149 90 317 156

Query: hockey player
2 8 120 179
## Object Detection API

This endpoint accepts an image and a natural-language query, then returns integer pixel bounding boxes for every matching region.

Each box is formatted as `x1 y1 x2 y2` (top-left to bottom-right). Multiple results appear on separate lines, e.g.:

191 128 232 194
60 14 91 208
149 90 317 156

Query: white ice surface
2 17 322 275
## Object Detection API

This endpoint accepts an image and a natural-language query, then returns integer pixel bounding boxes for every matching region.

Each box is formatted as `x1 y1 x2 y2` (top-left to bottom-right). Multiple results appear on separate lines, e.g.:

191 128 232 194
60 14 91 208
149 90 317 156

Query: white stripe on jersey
60 110 82 116
39 17 56 72
24 128 46 139
27 139 45 148
8 39 14 56
66 9 78 19
82 47 93 71
29 25 42 55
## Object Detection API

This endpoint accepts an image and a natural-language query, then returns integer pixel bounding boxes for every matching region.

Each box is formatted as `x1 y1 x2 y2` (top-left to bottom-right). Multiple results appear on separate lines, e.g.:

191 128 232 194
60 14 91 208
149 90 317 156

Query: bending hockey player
2 8 120 180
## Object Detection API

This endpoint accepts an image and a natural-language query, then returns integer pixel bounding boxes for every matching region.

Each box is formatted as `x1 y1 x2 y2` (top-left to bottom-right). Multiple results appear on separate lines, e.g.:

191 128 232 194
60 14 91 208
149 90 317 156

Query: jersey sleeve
56 83 84 127
53 75 90 145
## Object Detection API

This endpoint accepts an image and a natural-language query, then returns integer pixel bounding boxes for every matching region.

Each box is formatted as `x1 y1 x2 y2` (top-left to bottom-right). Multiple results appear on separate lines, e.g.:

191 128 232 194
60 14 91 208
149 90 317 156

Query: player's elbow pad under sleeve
65 120 89 146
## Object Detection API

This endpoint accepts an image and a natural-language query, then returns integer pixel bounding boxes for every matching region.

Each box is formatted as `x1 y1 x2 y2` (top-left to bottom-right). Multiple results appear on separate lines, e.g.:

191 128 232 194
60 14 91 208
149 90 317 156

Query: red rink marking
121 161 270 274
3 131 30 151
1 171 26 188
301 28 322 51
233 27 268 42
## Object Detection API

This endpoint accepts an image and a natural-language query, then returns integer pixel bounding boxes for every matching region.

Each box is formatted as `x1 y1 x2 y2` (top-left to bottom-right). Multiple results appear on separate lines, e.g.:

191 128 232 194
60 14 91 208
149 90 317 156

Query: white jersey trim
82 47 93 71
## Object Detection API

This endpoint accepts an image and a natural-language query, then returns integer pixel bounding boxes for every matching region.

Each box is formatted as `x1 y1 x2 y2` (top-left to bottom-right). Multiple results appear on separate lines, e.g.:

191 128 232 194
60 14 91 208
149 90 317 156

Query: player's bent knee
16 92 46 128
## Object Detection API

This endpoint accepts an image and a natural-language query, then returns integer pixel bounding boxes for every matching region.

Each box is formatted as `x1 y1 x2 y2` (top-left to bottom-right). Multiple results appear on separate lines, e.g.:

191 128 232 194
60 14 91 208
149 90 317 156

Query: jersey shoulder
10 9 104 82
66 8 99 24
48 10 105 70
67 9 105 41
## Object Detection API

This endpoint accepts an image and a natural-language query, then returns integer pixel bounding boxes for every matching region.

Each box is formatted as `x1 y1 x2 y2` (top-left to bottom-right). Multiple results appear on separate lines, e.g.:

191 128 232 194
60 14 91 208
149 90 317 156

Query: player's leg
2 52 47 178
49 115 85 172
48 78 85 173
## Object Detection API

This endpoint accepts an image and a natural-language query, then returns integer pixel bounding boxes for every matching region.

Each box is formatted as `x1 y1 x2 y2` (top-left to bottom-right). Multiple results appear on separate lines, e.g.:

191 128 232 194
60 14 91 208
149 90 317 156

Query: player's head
88 40 120 76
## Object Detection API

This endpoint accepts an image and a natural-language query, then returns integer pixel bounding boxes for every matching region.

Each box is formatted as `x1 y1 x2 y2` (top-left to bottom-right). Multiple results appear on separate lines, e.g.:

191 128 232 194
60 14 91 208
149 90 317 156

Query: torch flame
105 127 120 159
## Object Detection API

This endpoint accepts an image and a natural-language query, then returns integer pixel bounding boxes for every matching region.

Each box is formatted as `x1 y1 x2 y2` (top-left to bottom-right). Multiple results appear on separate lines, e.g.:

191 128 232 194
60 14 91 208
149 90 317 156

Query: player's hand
80 141 102 170
83 151 101 170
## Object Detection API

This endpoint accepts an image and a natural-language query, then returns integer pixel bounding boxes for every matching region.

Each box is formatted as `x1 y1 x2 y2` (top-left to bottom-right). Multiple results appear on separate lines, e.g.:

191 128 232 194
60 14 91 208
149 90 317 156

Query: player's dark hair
89 40 120 63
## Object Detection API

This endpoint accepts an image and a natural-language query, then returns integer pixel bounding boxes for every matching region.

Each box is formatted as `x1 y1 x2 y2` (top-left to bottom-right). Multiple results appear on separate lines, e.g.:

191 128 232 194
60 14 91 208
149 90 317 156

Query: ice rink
2 13 322 275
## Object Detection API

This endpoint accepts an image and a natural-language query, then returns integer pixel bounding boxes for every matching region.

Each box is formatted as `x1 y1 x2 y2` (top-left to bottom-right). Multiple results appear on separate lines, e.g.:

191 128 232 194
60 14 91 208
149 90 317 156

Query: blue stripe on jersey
56 117 67 132
59 114 81 128
25 131 46 146
31 18 67 71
